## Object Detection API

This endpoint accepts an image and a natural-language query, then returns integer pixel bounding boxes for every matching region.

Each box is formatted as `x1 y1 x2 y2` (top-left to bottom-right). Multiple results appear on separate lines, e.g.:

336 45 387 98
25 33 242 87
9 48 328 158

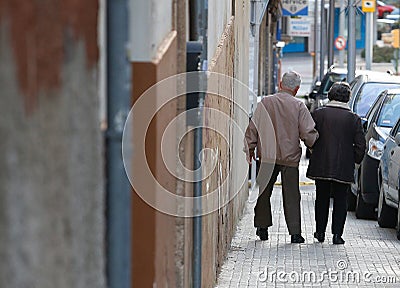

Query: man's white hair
281 71 301 90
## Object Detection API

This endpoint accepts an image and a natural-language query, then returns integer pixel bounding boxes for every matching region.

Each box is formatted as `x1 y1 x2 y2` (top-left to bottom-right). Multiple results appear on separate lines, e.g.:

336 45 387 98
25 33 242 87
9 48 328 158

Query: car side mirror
361 117 368 131
309 91 317 99
395 133 400 146
309 81 322 100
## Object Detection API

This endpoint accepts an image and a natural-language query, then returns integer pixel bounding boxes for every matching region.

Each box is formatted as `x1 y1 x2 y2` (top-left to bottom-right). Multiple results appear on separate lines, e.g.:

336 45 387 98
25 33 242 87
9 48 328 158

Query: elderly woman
307 82 366 244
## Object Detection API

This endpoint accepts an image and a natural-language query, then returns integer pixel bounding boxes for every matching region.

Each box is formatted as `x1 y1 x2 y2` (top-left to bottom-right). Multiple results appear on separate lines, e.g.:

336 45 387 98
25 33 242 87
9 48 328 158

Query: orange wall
132 32 180 288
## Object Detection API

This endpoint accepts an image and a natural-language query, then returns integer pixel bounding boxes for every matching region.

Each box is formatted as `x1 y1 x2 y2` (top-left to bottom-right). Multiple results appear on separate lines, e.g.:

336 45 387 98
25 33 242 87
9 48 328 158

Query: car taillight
368 138 384 160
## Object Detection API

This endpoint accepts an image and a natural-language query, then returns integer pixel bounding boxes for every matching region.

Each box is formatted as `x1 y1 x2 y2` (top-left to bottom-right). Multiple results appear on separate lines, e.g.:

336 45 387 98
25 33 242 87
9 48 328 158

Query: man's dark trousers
254 163 301 235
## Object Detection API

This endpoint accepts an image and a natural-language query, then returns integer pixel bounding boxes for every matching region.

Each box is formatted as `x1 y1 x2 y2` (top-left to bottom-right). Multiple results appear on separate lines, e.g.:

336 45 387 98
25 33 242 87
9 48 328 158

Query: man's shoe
313 232 325 243
332 234 345 244
291 234 305 243
256 227 268 241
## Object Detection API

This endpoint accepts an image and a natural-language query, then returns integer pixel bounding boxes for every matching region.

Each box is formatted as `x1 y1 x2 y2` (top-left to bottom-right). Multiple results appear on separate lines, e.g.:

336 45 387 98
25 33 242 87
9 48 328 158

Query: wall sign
282 0 309 16
288 18 311 37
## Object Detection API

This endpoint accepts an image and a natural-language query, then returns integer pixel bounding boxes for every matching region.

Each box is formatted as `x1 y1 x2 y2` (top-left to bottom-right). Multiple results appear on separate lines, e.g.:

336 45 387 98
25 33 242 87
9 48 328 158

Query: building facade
0 1 106 287
0 0 280 287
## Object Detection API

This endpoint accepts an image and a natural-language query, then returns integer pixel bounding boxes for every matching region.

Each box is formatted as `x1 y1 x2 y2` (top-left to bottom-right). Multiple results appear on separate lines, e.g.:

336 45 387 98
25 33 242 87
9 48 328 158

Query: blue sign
282 0 308 16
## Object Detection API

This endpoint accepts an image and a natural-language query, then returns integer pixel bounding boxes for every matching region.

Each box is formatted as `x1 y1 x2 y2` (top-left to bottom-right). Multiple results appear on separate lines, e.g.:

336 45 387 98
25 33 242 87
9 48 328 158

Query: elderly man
244 71 318 243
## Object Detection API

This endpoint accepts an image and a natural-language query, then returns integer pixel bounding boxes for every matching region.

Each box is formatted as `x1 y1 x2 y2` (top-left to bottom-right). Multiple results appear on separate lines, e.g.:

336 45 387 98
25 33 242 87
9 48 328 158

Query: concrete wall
131 32 181 288
208 0 233 58
0 1 105 288
231 0 250 240
130 0 173 61
202 0 250 286
203 18 235 286
130 0 249 286
130 0 187 286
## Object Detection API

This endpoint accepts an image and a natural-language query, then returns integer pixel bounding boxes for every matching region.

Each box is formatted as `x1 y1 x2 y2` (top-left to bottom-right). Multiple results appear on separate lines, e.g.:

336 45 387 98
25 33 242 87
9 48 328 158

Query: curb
274 181 315 186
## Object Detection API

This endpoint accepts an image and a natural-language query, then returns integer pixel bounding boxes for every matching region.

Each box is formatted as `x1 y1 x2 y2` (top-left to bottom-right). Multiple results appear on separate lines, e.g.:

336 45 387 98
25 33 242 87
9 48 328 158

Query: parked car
378 113 400 240
352 90 400 219
307 69 394 113
347 72 400 213
348 71 400 118
305 66 348 112
378 1 396 18
387 8 400 21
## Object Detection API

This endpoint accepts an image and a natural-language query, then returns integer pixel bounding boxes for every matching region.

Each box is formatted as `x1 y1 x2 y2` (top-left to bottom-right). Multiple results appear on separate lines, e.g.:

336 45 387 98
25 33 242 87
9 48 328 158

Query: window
354 83 400 117
377 93 400 128
321 73 347 96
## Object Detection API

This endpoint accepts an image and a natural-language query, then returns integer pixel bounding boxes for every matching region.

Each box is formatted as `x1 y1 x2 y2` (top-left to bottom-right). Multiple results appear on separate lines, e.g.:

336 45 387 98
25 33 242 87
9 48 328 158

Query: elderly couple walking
244 71 366 244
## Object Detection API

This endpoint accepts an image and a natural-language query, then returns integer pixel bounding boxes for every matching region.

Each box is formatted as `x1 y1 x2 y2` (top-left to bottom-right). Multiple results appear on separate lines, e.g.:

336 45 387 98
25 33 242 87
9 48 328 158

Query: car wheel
377 184 396 228
355 176 376 219
347 190 356 211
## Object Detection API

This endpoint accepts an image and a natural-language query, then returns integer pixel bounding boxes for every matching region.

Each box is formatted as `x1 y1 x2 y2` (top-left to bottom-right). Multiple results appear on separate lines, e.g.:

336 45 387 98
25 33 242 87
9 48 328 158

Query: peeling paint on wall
0 0 98 113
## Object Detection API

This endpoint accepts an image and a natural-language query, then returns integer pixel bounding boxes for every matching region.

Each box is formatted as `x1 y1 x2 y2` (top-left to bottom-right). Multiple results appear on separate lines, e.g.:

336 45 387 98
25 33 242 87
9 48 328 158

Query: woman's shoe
291 234 305 243
313 232 325 243
256 227 268 241
332 234 345 244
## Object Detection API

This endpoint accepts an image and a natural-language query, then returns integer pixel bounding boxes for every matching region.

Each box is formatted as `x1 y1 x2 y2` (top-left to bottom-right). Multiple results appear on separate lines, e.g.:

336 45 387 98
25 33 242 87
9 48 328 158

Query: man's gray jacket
244 91 319 167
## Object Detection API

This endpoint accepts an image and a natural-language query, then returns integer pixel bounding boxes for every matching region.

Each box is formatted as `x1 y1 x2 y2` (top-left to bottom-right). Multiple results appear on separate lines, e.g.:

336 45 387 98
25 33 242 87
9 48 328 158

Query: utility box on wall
186 41 203 113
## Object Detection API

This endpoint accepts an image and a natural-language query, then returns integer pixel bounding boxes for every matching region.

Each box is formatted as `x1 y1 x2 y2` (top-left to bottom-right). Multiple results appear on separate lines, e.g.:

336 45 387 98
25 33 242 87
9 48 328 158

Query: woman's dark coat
306 101 366 184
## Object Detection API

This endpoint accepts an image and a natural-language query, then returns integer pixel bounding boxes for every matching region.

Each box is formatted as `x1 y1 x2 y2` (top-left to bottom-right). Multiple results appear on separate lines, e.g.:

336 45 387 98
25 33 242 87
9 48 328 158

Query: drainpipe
106 0 131 288
189 0 201 41
250 0 268 98
192 98 203 288
191 0 207 287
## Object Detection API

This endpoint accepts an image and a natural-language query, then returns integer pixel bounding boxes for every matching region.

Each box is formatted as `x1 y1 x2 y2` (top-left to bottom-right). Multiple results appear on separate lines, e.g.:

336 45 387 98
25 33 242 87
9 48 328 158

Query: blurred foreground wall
130 0 186 287
0 1 106 287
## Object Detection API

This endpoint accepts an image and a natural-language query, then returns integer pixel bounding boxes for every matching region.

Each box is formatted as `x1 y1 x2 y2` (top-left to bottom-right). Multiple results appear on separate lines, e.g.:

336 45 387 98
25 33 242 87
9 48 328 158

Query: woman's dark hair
328 82 351 103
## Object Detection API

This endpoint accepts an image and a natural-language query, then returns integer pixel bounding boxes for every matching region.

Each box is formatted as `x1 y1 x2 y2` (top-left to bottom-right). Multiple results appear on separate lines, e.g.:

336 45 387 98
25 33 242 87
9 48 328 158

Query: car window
321 73 347 95
350 80 357 90
391 117 400 136
377 93 400 128
365 90 386 119
366 95 383 127
353 83 400 117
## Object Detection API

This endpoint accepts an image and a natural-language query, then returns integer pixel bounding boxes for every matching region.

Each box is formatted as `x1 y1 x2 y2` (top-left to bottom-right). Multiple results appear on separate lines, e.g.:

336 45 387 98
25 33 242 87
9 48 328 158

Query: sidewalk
215 155 400 287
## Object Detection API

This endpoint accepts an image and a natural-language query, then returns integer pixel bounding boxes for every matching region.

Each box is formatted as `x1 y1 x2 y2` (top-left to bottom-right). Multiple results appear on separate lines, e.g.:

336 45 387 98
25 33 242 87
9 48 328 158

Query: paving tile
216 155 400 288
